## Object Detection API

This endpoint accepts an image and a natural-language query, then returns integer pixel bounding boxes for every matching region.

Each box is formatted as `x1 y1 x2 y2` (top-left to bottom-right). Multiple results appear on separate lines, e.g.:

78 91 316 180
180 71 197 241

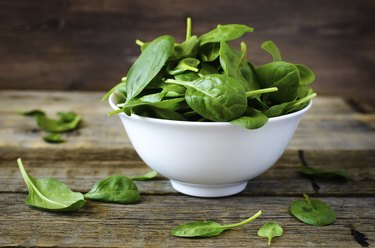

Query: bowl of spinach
105 18 316 197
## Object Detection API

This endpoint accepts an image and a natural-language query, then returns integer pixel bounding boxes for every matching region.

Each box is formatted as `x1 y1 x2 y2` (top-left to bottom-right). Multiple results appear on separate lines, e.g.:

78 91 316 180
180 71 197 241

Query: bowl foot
170 180 247 197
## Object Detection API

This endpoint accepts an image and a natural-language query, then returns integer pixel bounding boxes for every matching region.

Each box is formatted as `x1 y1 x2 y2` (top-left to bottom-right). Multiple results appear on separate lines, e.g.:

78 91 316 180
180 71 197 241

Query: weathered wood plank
0 0 374 104
0 91 374 150
1 149 374 196
0 194 373 247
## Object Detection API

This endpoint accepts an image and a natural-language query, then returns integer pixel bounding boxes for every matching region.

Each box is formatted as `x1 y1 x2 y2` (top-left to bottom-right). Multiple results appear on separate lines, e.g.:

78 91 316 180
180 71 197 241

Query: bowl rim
108 93 312 126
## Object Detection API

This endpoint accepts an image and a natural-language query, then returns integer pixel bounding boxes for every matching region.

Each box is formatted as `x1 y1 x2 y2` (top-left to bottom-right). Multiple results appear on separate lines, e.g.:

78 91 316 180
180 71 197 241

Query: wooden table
0 91 374 247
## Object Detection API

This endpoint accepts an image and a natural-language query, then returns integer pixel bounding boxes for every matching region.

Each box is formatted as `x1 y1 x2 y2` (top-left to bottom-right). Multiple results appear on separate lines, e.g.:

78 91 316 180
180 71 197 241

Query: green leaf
101 80 126 102
199 43 220 62
84 175 140 204
257 222 283 246
172 210 262 238
34 112 81 133
290 194 336 226
174 71 200 82
129 170 158 181
300 165 351 181
17 158 85 212
125 35 174 103
199 24 253 45
231 108 268 129
219 41 258 90
42 133 64 143
19 109 46 117
256 61 300 103
166 74 247 122
295 64 315 85
167 58 200 75
261 40 282 61
170 36 199 61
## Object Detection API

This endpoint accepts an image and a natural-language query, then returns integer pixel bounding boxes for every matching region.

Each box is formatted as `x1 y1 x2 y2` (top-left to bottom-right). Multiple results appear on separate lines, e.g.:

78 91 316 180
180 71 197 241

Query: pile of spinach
105 18 316 129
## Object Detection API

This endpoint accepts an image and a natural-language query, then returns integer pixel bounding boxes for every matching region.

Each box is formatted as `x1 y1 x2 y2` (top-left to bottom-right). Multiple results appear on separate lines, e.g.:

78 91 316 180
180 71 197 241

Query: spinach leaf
101 79 126 102
295 64 315 85
261 40 282 61
199 43 220 62
167 58 200 75
172 210 262 238
300 165 351 181
219 41 258 90
231 108 268 129
125 35 174 104
255 61 300 103
198 63 219 77
290 194 336 226
21 110 81 133
166 74 247 121
199 24 253 45
17 158 85 212
19 109 46 117
257 222 283 246
84 175 140 204
42 133 64 143
174 71 200 81
171 36 199 61
35 112 81 133
129 170 158 181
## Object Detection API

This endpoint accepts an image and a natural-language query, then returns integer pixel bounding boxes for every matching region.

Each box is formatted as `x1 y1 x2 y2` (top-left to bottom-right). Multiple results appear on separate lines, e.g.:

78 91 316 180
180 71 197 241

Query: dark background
1 0 374 105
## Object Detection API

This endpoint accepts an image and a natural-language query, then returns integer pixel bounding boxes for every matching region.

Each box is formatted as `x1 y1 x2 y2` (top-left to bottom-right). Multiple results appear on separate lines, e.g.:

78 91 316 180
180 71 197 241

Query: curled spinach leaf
17 158 85 212
84 175 140 204
261 40 282 62
172 210 262 238
20 110 81 133
167 58 200 75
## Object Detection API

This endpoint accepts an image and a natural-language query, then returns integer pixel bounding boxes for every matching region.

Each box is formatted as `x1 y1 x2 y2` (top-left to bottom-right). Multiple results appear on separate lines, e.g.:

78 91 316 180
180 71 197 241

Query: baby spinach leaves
290 194 336 226
107 18 316 129
257 222 283 246
20 109 81 143
125 35 174 104
17 158 85 212
172 210 262 238
84 176 141 204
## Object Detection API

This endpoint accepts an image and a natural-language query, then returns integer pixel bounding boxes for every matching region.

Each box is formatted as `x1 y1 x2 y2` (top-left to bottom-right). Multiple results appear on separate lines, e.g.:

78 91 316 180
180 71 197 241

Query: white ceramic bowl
109 94 311 197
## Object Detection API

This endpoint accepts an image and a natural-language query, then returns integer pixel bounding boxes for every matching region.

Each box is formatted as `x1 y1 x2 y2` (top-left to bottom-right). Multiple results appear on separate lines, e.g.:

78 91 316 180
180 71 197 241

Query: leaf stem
246 87 278 98
185 17 192 41
288 92 317 111
135 39 144 47
222 210 262 229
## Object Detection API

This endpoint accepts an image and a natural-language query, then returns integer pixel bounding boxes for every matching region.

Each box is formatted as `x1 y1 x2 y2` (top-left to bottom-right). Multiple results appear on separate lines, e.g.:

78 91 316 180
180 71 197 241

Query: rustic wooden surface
0 91 374 247
0 0 374 105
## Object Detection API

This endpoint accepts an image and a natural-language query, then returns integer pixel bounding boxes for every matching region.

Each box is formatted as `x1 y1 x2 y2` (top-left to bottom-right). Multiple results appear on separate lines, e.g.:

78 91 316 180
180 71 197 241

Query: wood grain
0 0 374 105
0 194 373 247
0 91 374 247
0 91 374 150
